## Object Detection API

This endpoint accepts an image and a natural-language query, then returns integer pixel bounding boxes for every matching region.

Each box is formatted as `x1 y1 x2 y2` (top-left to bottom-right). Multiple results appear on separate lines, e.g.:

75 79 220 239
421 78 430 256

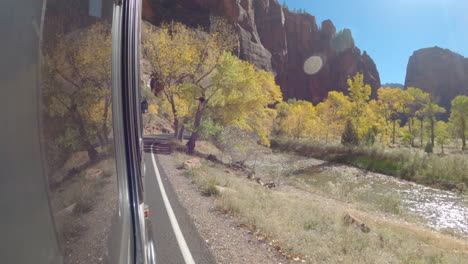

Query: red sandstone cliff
142 0 381 103
405 47 468 112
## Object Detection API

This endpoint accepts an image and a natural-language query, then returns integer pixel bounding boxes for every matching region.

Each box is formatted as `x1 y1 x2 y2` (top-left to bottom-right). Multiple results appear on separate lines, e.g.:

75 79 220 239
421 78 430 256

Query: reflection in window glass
40 1 121 263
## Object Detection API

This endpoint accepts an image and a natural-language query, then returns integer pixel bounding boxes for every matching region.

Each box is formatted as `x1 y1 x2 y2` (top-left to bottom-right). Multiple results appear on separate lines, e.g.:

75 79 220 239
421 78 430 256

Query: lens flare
303 56 323 75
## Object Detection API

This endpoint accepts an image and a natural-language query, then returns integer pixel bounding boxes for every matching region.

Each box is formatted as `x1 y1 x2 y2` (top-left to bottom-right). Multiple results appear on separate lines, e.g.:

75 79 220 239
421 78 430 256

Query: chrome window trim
112 2 135 263
113 0 150 263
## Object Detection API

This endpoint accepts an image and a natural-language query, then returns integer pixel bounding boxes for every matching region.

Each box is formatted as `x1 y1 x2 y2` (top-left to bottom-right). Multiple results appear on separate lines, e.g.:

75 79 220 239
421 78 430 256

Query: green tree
449 95 468 150
405 87 430 147
341 119 359 146
435 121 450 154
417 100 446 147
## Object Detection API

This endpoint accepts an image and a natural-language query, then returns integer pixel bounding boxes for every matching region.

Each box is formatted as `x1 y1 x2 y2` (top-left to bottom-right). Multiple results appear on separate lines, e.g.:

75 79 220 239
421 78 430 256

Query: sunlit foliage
375 87 412 145
144 19 281 152
276 99 317 139
316 91 351 143
449 95 468 150
42 22 112 161
346 73 372 139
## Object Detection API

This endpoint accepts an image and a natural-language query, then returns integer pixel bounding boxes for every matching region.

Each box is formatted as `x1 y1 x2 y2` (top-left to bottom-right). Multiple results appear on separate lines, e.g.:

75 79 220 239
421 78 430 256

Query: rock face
382 83 404 89
405 47 468 112
142 0 381 103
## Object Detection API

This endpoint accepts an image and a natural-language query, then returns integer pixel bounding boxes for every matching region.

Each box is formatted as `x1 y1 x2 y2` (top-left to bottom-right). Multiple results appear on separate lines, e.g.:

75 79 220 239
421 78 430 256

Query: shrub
424 142 433 154
72 193 94 215
201 181 220 196
341 120 359 146
362 126 378 146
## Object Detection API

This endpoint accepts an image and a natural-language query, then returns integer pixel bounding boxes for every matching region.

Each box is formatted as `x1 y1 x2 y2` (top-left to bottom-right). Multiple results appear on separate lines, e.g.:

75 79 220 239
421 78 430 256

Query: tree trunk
462 120 466 151
420 119 424 147
96 128 105 148
430 117 435 146
392 120 396 145
101 97 111 146
177 125 185 141
409 117 414 147
187 98 206 154
71 104 98 161
168 97 179 139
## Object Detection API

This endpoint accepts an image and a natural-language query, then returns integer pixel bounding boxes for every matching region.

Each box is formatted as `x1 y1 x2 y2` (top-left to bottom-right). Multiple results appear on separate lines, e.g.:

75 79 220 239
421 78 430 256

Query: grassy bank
271 138 467 192
176 153 468 263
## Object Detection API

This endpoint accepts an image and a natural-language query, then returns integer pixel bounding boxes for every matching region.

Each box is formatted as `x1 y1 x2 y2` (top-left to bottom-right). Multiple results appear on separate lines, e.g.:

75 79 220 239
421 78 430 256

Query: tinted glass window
40 0 127 263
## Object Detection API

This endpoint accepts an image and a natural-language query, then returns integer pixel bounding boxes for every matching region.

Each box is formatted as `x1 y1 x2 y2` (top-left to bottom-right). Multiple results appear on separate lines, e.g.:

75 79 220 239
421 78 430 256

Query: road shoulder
156 154 292 264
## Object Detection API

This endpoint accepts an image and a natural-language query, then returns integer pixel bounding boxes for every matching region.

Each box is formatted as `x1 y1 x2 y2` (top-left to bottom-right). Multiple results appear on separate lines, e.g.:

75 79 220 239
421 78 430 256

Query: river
249 152 468 237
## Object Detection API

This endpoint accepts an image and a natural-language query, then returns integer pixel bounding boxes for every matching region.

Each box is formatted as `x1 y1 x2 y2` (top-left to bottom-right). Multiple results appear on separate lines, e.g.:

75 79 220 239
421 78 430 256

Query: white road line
150 143 196 264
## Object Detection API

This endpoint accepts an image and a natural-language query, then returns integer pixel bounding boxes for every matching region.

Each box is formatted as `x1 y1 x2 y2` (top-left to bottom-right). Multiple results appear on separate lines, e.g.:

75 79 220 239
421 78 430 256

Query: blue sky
283 0 468 84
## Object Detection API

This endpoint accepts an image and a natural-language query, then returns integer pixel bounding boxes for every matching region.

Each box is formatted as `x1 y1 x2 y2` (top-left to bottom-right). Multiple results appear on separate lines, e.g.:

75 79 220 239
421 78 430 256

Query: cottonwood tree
417 100 446 147
143 21 210 139
405 87 430 147
435 121 450 154
43 22 112 161
376 87 411 145
275 99 317 139
316 91 351 144
143 18 239 141
346 73 372 139
144 18 282 153
185 53 282 153
449 95 468 150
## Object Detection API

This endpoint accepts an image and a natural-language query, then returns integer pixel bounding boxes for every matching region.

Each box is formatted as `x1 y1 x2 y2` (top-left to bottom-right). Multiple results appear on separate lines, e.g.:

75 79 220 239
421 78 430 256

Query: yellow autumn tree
143 21 203 138
346 73 372 139
193 53 282 148
376 87 412 145
142 18 238 140
42 22 112 161
144 18 282 152
275 99 317 139
316 91 351 143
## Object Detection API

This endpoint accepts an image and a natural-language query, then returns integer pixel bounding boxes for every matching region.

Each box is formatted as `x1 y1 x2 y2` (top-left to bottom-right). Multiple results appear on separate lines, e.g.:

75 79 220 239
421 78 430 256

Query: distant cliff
405 47 468 112
382 83 404 89
142 0 381 103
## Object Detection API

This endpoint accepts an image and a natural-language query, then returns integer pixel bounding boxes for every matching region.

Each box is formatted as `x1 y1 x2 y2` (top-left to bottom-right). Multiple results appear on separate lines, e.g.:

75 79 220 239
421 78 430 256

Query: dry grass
51 157 115 244
176 153 468 264
271 138 468 192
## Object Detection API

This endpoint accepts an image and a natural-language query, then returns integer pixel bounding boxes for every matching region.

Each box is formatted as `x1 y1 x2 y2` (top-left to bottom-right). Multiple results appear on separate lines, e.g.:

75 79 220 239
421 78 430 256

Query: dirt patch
50 158 118 264
158 154 294 264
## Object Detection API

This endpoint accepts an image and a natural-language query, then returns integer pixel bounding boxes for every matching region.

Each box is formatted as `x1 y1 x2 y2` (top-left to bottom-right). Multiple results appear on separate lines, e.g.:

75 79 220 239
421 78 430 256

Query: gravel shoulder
157 154 293 264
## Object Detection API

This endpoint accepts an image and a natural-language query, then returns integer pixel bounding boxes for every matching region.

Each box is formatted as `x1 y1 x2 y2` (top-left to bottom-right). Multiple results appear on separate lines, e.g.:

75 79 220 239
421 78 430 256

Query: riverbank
174 149 468 263
271 138 467 192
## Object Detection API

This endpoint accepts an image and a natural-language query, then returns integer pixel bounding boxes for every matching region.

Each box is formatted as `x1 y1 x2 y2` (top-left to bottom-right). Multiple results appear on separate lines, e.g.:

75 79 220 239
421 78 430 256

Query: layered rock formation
142 0 381 103
405 47 468 112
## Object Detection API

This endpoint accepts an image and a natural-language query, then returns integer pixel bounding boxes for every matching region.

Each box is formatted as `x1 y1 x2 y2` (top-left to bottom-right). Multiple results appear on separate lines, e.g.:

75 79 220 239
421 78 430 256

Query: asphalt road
143 138 216 264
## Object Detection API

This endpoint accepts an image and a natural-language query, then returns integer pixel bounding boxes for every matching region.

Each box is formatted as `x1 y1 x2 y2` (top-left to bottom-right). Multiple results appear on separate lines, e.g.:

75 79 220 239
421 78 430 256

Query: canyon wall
405 47 468 112
142 0 381 103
